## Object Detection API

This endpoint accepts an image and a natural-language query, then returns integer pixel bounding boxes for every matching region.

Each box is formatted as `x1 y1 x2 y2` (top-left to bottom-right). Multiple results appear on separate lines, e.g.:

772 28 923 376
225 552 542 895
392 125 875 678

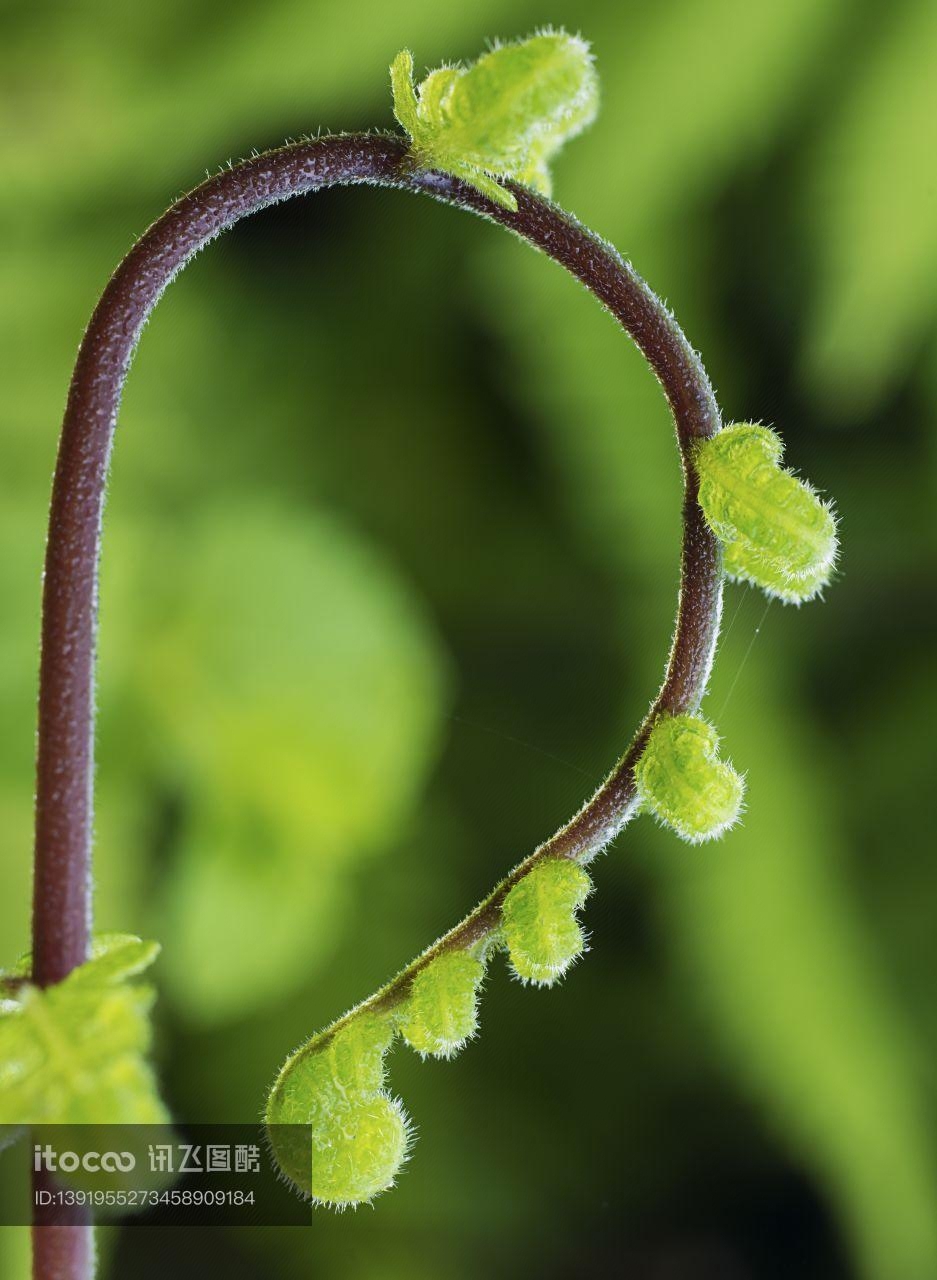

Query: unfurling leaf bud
309 1092 409 1207
635 713 744 844
694 424 838 604
501 859 591 985
266 1012 410 1207
401 951 485 1058
391 30 598 212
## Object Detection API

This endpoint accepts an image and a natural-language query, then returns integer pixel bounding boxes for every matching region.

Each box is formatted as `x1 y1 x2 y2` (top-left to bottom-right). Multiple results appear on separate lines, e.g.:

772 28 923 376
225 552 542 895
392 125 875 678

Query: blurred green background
2 0 936 1276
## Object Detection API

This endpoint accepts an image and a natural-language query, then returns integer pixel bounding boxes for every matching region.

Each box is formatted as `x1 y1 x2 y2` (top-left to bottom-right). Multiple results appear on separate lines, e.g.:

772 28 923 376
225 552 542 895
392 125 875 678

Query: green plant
5 28 837 1273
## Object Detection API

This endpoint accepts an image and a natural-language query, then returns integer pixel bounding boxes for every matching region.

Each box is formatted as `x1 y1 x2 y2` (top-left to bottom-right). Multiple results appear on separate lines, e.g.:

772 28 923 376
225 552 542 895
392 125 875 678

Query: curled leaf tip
635 713 744 844
400 950 485 1058
266 1012 410 1207
311 1092 410 1209
391 29 598 211
694 423 839 604
502 859 591 985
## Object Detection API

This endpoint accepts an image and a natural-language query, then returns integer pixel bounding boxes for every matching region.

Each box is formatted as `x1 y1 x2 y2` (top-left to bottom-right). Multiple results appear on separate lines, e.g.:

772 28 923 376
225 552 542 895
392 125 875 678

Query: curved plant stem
31 131 722 1273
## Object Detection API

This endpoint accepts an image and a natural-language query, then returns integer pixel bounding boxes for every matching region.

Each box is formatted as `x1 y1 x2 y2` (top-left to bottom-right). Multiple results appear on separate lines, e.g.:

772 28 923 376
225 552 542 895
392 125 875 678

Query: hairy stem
31 131 722 1269
32 1172 93 1280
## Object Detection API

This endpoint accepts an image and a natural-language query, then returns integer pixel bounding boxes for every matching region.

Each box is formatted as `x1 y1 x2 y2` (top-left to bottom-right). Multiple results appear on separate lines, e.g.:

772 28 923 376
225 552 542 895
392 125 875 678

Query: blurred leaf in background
802 0 937 412
113 503 449 1021
2 1 936 1278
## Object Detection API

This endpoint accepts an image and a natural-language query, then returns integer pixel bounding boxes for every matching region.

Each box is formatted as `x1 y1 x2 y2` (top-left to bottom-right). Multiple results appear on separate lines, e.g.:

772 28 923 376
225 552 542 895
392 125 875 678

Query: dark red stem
30 132 722 1277
31 1171 94 1280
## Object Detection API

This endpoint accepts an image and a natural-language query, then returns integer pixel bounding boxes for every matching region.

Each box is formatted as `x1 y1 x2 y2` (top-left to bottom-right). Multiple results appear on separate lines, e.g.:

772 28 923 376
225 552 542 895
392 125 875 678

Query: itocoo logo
34 1145 135 1173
